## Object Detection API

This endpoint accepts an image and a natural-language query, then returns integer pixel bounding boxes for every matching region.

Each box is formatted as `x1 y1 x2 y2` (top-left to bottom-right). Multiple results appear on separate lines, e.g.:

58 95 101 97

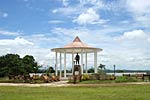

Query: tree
47 66 55 73
0 54 39 77
0 54 22 76
88 68 94 73
22 55 38 74
98 64 106 70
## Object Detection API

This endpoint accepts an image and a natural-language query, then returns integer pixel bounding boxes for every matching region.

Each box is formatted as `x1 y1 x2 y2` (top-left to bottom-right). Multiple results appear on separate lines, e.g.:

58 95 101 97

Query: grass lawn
0 84 150 100
79 80 115 84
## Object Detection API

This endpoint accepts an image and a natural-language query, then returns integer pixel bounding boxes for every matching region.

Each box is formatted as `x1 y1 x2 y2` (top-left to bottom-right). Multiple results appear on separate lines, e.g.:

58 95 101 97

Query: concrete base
60 77 68 81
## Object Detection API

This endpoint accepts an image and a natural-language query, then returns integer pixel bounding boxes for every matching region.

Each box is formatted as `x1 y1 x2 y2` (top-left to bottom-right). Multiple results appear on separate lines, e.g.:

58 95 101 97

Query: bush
82 74 90 81
115 76 137 83
0 72 5 77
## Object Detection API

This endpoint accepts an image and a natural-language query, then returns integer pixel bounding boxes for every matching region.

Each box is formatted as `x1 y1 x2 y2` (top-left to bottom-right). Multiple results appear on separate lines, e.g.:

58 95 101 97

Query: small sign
75 71 79 75
74 66 79 71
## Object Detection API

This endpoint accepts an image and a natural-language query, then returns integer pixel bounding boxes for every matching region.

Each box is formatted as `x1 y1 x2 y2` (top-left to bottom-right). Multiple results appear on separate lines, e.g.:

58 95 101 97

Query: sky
0 0 150 70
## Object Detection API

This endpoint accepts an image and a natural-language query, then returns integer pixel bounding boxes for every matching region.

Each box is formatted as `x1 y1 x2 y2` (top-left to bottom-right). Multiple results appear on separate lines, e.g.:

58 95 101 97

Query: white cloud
0 11 8 18
0 37 34 46
112 29 150 69
48 20 64 24
126 0 150 27
0 36 55 66
80 0 104 6
73 8 107 25
52 9 58 13
62 0 69 7
147 38 150 42
1 28 150 70
52 6 82 16
0 29 21 36
116 30 147 41
120 20 129 24
126 0 150 14
3 13 8 18
50 27 150 70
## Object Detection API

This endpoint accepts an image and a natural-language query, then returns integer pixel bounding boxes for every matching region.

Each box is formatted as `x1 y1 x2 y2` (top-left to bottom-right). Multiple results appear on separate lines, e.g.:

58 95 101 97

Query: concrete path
0 81 70 87
0 81 150 87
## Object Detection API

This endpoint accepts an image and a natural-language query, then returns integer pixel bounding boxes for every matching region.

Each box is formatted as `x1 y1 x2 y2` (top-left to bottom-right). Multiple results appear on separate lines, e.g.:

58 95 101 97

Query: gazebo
51 36 102 78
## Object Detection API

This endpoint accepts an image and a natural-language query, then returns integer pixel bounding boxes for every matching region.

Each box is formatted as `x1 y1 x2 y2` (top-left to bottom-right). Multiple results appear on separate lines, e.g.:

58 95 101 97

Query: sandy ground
0 81 150 87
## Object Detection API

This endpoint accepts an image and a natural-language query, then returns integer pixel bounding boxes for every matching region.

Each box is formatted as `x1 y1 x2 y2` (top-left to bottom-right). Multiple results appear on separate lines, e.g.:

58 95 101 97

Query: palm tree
98 64 106 70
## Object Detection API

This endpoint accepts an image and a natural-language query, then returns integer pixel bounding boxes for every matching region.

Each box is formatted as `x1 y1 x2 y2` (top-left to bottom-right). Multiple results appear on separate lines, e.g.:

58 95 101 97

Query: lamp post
114 65 116 76
83 64 84 73
55 64 56 76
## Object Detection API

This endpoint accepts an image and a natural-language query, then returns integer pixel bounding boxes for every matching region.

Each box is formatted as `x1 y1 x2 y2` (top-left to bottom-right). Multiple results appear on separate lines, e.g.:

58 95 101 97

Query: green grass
79 80 115 84
0 84 150 100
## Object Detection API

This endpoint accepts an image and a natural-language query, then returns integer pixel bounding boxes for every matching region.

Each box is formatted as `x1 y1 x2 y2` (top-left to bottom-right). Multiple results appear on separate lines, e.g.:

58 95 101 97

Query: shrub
115 76 137 83
82 74 90 81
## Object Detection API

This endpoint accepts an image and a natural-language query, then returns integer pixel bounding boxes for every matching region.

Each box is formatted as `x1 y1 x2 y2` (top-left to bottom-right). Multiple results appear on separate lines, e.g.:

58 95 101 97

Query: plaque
75 71 79 75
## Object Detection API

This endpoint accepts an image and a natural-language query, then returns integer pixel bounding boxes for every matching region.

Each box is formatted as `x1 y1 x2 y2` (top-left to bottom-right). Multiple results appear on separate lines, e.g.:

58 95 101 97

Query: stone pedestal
73 65 82 84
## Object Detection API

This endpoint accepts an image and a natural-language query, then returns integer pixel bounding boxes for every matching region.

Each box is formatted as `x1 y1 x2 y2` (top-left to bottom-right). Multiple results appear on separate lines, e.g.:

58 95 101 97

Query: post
72 52 74 75
94 51 97 73
81 50 83 74
85 52 87 73
55 52 58 76
64 51 66 78
60 52 62 78
114 65 116 76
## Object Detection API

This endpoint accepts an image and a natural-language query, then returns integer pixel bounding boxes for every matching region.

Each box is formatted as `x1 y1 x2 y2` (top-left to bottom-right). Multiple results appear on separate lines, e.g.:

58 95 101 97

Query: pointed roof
73 36 81 42
64 36 91 48
51 36 102 53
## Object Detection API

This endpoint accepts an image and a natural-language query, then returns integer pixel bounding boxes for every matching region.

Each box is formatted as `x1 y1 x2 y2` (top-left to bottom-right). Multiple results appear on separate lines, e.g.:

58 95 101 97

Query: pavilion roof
51 36 102 53
64 36 92 48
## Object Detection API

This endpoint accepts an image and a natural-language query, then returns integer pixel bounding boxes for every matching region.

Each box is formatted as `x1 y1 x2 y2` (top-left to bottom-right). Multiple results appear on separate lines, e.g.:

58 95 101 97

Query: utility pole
114 65 116 76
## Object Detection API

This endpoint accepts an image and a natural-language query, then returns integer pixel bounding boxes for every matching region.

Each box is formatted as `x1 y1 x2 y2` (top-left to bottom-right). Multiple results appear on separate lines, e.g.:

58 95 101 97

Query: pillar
85 52 87 73
59 52 62 78
81 50 83 74
72 52 74 75
55 52 58 76
94 51 97 73
64 51 66 78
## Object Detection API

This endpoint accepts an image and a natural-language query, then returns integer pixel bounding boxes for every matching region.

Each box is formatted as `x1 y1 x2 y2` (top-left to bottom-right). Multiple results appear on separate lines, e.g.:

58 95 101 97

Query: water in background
106 72 147 76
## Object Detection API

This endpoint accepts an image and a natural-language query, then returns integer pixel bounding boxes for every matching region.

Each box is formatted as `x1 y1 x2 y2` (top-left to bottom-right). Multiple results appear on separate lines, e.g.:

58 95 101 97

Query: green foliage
0 54 22 76
98 64 105 70
98 70 106 75
22 55 38 74
82 74 90 81
47 66 55 73
87 68 94 73
115 76 137 83
116 70 124 73
0 54 39 77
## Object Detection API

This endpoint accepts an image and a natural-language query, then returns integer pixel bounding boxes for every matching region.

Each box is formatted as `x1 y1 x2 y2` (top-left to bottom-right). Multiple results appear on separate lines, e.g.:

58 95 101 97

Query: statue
75 53 80 65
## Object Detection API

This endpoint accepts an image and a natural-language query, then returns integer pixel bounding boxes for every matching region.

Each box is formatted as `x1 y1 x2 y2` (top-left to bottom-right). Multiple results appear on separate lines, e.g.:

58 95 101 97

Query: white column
59 52 62 78
72 52 74 75
85 52 87 73
55 52 58 76
94 51 97 73
64 51 66 78
81 50 83 74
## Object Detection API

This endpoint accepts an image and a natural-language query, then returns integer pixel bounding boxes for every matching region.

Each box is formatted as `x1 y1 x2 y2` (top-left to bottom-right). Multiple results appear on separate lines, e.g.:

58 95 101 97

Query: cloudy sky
0 0 150 70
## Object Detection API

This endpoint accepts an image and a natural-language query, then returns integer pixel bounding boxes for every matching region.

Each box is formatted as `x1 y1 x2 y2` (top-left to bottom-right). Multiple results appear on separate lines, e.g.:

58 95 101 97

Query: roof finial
73 36 81 42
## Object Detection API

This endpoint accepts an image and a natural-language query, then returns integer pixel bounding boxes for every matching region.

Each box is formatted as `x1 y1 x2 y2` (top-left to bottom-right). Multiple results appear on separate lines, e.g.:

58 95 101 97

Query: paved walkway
0 81 70 87
0 81 150 87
